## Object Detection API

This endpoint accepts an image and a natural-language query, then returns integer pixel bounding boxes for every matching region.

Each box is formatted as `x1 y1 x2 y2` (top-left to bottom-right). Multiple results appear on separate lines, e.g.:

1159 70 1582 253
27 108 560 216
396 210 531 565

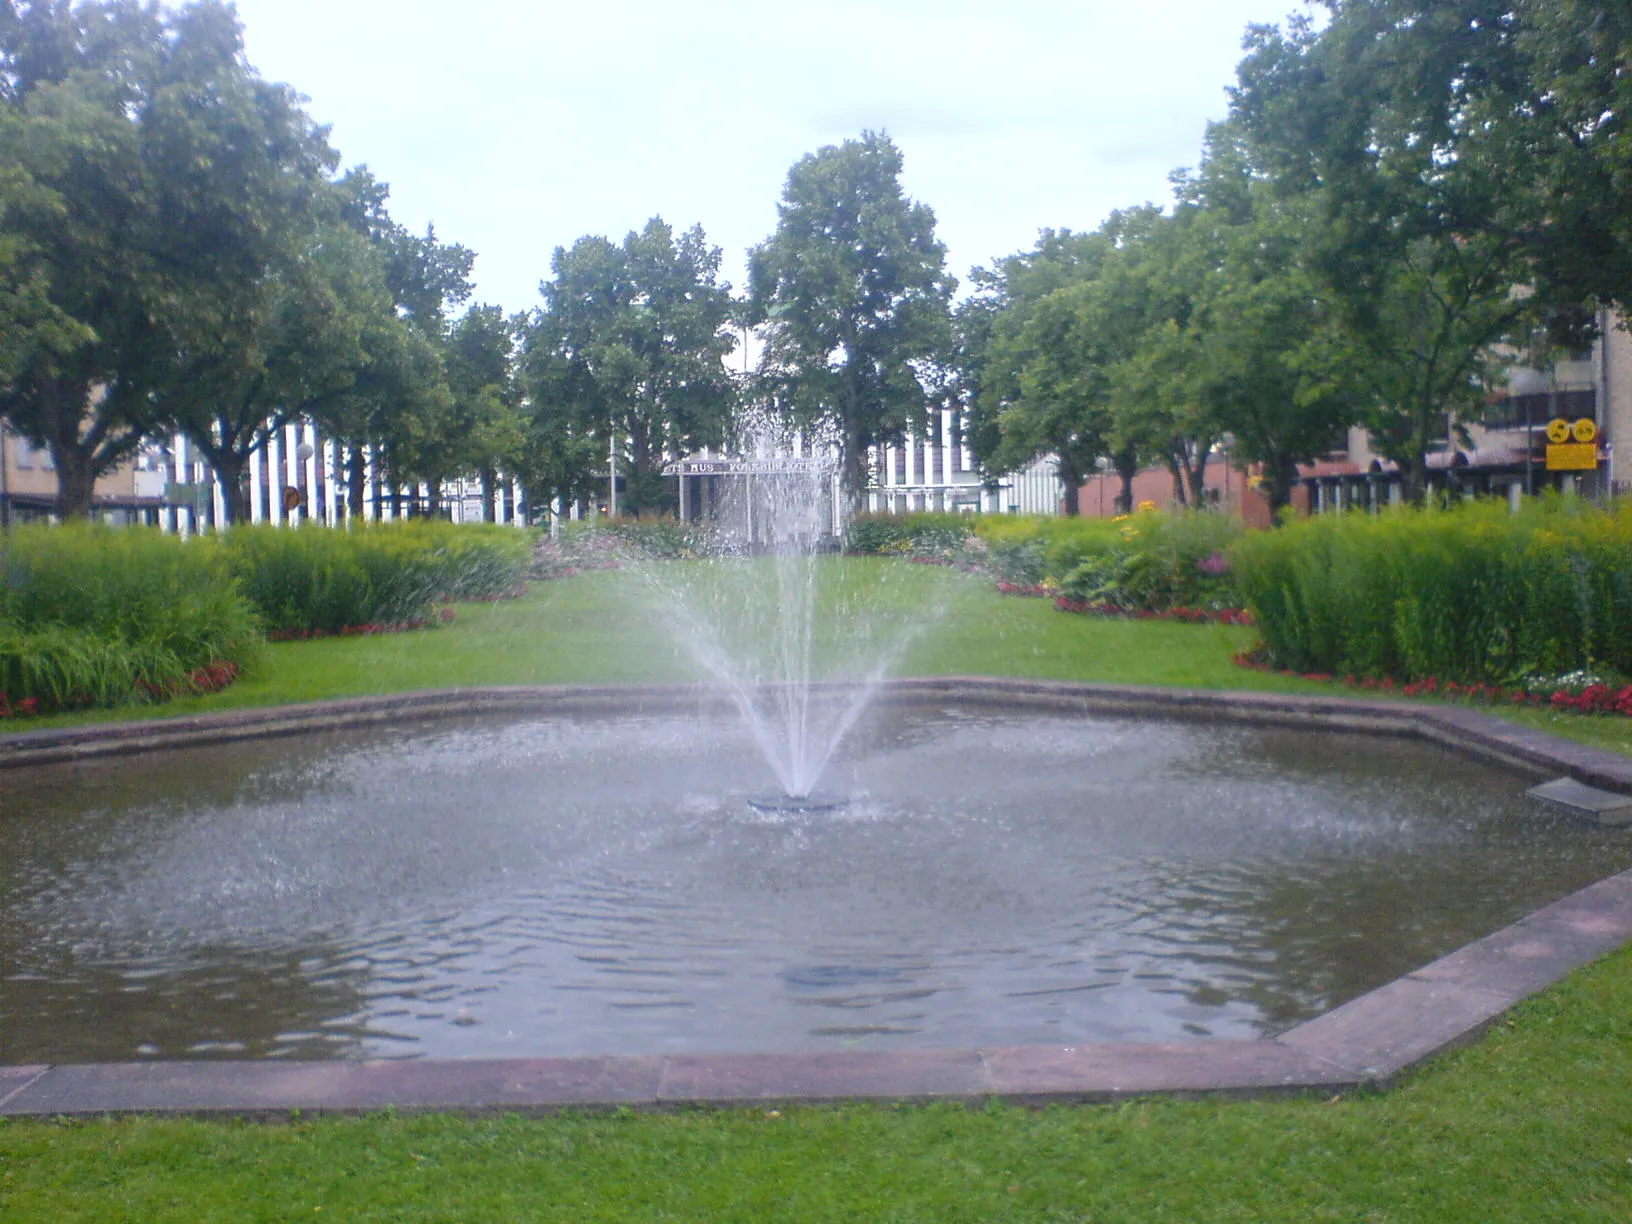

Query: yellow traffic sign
1546 443 1598 471
1572 417 1598 444
1545 418 1572 444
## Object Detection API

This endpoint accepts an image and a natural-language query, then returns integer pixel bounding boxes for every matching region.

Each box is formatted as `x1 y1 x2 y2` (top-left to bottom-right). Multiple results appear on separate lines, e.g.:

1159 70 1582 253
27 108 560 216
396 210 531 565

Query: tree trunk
208 452 250 525
1166 455 1187 508
348 446 367 520
479 467 497 522
1265 457 1298 523
50 443 98 520
628 420 651 517
841 419 867 517
1057 455 1082 517
1113 449 1139 515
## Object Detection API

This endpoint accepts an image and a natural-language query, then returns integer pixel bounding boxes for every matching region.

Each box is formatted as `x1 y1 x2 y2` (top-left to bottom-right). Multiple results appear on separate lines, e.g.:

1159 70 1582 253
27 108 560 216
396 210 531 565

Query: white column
302 424 317 524
905 432 917 492
324 439 340 525
248 437 263 523
210 471 225 531
268 431 284 524
364 448 377 521
174 435 190 538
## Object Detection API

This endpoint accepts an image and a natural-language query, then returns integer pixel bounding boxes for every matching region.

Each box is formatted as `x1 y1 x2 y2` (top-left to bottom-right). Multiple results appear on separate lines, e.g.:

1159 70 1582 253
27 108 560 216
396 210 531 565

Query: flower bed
1057 597 1252 625
1 657 243 721
1230 649 1632 716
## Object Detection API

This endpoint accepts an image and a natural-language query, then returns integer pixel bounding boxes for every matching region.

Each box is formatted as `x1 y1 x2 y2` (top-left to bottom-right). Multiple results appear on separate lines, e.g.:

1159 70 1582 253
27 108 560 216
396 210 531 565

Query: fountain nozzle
746 791 849 814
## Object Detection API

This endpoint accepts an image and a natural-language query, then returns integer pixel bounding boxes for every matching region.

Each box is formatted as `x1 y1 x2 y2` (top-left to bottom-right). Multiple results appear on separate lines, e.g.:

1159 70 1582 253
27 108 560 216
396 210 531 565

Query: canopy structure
662 455 843 543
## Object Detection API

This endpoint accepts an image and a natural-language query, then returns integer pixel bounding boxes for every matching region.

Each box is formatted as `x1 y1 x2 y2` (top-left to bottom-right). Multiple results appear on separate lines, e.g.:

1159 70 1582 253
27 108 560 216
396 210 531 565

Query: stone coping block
4 680 1631 1116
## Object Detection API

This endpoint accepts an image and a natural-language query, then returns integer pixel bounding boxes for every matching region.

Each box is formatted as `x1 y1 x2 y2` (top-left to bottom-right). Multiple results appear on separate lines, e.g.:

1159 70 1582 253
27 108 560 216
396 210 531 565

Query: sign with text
663 457 837 477
1546 443 1599 471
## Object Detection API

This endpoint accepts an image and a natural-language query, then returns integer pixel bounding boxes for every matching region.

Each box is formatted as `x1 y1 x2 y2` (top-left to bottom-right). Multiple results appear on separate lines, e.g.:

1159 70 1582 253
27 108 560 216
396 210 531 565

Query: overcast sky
230 0 1312 316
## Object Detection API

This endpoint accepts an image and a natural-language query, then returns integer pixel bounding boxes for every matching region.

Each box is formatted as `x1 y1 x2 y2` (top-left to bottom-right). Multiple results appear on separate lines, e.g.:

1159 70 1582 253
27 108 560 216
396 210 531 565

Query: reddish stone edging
3 679 1630 1116
3 869 1627 1117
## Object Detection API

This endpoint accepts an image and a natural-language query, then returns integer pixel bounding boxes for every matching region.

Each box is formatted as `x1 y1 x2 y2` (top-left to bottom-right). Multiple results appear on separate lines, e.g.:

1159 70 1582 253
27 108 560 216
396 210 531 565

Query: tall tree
748 132 954 505
956 227 1112 509
431 304 524 519
320 168 470 516
0 0 170 516
529 218 735 516
1230 4 1534 500
970 211 1163 514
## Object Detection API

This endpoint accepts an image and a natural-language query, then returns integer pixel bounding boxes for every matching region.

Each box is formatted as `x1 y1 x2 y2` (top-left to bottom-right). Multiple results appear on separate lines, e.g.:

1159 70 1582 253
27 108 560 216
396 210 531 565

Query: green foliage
563 517 711 561
0 523 262 708
525 218 737 517
1233 498 1632 683
223 522 531 635
4 936 1632 1221
1058 512 1243 611
972 513 1243 610
748 132 954 502
843 512 972 557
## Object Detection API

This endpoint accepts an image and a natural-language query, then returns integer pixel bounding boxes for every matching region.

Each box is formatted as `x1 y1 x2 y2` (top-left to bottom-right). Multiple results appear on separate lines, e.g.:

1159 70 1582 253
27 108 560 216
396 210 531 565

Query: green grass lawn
21 557 1632 758
3 944 1630 1222
4 557 1632 1221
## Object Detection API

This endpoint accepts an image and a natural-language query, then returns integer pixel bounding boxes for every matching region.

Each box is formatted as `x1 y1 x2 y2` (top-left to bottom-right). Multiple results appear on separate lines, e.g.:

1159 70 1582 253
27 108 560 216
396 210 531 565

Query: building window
1482 389 1596 431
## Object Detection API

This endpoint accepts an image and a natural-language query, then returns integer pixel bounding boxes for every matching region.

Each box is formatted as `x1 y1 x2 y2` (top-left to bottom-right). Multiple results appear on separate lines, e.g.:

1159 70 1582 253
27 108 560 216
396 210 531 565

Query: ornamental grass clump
844 512 973 558
223 521 532 637
1231 497 1632 685
0 523 261 711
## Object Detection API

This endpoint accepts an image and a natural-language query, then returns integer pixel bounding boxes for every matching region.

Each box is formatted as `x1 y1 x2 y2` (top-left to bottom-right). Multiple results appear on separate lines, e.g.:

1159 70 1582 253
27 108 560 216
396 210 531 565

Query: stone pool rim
3 677 1630 1118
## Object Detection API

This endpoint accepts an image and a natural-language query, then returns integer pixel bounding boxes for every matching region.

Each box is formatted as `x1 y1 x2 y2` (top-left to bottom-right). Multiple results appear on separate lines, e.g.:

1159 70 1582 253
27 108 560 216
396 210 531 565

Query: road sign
1545 418 1572 444
1546 443 1598 471
1572 417 1598 444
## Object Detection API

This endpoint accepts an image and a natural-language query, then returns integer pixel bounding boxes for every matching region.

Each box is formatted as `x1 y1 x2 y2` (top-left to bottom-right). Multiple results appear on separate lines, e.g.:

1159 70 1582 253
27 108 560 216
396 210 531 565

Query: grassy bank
14 558 1631 757
3 941 1629 1221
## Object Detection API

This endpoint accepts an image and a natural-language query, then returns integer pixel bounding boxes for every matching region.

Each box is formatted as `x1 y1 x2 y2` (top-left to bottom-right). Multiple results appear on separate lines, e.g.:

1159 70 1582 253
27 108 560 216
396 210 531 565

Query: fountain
4 444 1632 1087
649 436 935 808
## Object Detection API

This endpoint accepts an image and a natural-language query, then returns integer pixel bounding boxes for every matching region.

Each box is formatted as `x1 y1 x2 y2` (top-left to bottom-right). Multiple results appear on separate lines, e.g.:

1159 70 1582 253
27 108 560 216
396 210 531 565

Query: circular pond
4 705 1629 1063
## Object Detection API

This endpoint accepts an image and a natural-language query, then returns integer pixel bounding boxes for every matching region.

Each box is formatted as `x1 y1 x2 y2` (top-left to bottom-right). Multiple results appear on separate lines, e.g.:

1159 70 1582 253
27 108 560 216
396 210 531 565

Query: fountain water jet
645 431 937 803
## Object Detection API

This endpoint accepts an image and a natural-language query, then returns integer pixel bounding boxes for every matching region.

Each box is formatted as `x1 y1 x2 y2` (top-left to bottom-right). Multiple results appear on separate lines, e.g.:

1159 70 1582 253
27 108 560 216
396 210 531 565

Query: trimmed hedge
222 522 531 637
845 512 974 557
1230 498 1632 685
0 523 262 710
562 518 710 560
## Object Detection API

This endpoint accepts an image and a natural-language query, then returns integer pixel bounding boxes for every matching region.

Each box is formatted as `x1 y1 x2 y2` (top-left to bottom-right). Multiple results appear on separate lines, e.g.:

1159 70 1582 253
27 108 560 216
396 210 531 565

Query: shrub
0 523 262 711
976 512 1244 611
580 517 712 560
223 522 532 636
844 512 973 557
1231 497 1632 684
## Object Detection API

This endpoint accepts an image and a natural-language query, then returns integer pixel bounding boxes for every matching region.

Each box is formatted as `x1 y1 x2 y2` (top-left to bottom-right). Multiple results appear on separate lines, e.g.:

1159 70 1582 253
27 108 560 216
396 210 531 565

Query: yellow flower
1111 514 1130 523
1136 500 1158 513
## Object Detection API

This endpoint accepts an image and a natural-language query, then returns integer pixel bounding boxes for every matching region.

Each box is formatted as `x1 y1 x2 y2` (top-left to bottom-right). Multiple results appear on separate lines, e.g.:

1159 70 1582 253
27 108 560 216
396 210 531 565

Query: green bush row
844 512 974 557
0 523 263 710
972 512 1244 611
1230 498 1632 684
222 521 532 636
562 517 711 560
0 520 534 710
